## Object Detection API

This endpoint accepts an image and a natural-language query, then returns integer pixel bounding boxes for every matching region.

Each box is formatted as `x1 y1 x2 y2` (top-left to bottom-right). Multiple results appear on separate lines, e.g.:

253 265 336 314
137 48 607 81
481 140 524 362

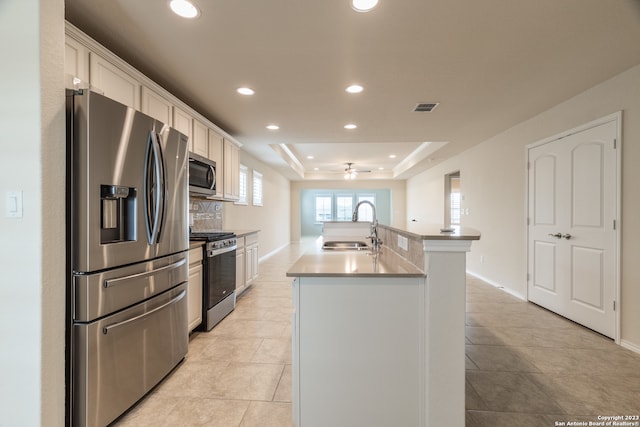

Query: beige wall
0 0 66 425
406 64 640 351
224 151 292 257
290 179 406 241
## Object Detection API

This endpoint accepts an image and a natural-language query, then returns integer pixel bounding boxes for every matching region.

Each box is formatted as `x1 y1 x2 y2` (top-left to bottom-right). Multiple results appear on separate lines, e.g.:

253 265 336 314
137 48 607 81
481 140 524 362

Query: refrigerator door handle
144 131 162 244
156 131 167 243
101 289 186 335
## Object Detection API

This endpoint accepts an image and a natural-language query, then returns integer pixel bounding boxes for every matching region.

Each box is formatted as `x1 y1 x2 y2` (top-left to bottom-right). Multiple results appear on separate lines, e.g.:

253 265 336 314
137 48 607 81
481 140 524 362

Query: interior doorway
444 171 461 226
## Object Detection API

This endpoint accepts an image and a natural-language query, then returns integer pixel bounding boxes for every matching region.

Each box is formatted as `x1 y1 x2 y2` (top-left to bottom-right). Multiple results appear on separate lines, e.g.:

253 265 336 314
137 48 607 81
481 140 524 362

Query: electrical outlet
397 235 408 251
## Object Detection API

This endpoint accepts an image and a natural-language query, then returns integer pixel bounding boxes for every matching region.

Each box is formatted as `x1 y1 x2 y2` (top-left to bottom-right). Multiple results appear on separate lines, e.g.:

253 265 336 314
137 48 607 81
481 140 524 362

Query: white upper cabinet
208 129 225 198
223 139 240 200
192 119 209 158
89 53 140 109
173 106 193 149
141 86 172 125
65 37 89 83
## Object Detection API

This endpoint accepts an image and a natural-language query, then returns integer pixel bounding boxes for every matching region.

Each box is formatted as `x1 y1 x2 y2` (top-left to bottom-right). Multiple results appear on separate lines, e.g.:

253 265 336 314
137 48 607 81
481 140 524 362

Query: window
252 170 263 206
313 193 376 222
236 164 248 205
355 195 375 222
335 194 353 221
315 196 332 221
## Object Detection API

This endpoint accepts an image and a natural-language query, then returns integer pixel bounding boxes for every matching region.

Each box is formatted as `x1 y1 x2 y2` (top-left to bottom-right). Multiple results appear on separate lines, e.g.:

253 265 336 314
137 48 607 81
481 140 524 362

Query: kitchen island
287 224 480 427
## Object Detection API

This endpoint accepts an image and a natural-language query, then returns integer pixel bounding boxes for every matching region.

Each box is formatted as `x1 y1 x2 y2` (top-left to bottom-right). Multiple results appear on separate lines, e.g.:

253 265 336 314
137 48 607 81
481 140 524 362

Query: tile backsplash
189 199 223 231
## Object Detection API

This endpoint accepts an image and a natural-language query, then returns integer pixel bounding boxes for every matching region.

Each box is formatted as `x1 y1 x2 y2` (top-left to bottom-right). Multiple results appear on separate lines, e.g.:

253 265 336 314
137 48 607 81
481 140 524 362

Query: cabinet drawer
246 233 258 245
189 247 203 265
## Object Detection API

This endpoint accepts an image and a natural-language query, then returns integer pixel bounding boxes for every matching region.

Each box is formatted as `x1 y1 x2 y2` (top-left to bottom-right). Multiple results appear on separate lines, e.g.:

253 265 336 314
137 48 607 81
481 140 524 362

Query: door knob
548 233 562 238
562 233 572 240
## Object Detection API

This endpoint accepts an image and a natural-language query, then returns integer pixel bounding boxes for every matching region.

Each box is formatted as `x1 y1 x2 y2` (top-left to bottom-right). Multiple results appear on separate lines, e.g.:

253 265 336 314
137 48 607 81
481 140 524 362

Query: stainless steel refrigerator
66 89 189 427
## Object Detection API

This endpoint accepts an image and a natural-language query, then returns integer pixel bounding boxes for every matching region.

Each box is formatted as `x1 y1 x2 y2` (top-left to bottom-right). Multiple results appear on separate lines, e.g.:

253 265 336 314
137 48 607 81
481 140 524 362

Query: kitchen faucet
352 200 383 253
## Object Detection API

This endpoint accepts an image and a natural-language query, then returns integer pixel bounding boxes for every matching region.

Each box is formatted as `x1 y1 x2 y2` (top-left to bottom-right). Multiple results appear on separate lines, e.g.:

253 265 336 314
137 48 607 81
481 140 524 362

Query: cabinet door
236 249 246 294
89 53 140 109
187 263 203 332
208 130 225 198
65 37 89 83
173 107 193 150
251 244 259 281
223 140 240 200
141 86 172 125
192 119 209 158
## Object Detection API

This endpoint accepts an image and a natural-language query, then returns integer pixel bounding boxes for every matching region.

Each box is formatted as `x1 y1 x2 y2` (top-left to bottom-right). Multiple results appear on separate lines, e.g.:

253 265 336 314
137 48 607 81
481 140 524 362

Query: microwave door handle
208 164 215 190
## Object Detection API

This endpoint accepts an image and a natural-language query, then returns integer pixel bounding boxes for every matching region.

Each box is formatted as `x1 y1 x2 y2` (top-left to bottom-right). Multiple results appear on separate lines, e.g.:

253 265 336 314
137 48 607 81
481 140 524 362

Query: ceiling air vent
414 103 439 112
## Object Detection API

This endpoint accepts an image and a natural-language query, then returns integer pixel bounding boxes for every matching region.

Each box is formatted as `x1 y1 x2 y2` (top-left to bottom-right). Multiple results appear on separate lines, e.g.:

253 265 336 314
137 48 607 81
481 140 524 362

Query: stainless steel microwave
188 152 216 197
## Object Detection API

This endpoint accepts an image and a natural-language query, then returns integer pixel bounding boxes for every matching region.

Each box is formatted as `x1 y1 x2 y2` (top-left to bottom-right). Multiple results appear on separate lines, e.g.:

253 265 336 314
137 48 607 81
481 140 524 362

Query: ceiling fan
343 162 371 180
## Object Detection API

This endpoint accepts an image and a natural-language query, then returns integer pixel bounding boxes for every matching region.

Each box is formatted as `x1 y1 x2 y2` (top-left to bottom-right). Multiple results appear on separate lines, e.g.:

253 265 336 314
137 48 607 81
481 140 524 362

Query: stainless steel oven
190 232 237 330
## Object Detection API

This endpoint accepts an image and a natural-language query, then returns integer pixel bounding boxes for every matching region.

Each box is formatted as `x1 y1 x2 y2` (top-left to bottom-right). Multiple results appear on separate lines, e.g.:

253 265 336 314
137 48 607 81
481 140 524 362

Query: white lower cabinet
187 247 203 333
235 232 259 295
235 238 246 295
245 233 259 285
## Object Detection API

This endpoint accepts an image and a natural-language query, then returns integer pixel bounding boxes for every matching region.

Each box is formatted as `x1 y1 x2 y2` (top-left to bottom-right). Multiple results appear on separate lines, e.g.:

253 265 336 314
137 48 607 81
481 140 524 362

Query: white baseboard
259 242 291 263
466 270 526 301
620 339 640 355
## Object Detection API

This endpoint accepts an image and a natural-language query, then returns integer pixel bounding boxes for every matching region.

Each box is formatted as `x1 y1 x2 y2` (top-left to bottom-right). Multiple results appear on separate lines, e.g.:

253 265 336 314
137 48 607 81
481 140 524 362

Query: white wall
224 151 292 257
0 0 65 425
290 179 406 241
406 64 640 351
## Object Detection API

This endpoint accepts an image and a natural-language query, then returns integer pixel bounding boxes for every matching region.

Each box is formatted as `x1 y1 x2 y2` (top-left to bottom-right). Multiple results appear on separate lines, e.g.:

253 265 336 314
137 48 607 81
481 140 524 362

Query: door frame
525 111 622 343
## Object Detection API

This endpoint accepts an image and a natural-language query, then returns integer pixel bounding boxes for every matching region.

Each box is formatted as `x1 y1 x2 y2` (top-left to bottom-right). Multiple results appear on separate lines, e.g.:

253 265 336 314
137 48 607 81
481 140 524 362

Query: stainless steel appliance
188 152 216 197
66 89 189 427
190 232 237 330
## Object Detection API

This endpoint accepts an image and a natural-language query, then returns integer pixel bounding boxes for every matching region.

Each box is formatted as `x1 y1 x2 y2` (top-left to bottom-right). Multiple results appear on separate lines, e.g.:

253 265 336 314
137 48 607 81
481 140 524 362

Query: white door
527 119 618 338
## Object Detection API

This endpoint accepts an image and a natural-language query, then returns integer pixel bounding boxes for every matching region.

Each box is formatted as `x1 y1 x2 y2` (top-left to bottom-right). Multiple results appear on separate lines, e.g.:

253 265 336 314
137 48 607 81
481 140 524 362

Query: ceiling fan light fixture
351 0 379 12
169 0 200 19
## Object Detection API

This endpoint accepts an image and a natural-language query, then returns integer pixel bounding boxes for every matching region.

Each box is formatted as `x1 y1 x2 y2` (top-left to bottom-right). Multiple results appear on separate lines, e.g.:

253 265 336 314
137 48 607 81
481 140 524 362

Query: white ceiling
64 0 640 180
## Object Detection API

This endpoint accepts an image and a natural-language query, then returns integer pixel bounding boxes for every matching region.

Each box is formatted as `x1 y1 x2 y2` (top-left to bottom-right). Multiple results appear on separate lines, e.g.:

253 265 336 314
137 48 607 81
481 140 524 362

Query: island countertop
381 223 481 241
286 248 425 278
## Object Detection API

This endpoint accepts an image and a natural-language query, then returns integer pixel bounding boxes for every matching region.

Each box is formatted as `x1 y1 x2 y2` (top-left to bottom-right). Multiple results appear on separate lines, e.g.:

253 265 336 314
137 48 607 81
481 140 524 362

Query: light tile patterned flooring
115 241 640 426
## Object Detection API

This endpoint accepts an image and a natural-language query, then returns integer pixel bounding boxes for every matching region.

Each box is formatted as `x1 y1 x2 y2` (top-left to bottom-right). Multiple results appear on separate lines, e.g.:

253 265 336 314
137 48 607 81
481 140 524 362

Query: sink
322 241 370 251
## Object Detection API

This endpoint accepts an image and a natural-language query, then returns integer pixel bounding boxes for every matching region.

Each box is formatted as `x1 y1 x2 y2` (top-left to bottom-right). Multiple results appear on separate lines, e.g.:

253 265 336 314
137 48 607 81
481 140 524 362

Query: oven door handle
208 244 237 257
102 289 186 335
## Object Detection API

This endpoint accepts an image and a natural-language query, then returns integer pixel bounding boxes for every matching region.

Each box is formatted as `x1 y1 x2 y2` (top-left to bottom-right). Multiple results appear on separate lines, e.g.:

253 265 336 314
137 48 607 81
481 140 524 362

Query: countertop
227 229 260 238
381 223 481 241
286 238 425 278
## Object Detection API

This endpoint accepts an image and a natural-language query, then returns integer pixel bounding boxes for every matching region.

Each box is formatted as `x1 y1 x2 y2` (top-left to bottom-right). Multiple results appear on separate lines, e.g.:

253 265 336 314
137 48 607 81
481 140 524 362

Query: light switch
6 191 23 218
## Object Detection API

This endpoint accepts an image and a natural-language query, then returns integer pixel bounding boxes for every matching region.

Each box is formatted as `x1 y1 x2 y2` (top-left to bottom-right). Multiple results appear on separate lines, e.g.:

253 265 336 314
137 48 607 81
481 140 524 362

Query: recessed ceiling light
344 124 357 130
307 155 314 159
389 154 396 158
351 0 379 12
378 167 384 170
314 167 319 171
345 84 364 94
266 124 280 130
169 0 200 19
237 87 255 96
